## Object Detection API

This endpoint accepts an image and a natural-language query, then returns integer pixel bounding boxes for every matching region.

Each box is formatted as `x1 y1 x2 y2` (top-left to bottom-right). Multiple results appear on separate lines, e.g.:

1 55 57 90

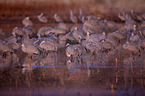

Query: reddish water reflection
0 50 144 96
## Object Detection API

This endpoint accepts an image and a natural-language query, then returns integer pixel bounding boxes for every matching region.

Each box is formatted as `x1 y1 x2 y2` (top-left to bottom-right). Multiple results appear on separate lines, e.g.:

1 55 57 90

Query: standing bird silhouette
22 17 33 26
37 13 48 23
70 10 78 23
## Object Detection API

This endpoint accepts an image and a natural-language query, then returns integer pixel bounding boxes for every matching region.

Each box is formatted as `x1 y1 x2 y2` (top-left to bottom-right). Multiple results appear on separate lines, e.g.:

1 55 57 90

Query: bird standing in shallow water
118 12 126 21
21 43 41 67
4 36 17 43
70 10 78 23
122 41 141 57
12 27 25 37
86 31 106 44
131 10 142 21
21 43 40 55
0 40 13 58
39 40 57 52
66 44 86 58
78 8 84 23
100 40 115 52
53 27 66 35
0 40 13 52
86 42 101 55
37 13 48 23
54 13 63 23
57 22 69 32
22 26 36 38
9 42 19 51
72 27 86 43
129 33 140 43
39 40 58 57
22 17 33 26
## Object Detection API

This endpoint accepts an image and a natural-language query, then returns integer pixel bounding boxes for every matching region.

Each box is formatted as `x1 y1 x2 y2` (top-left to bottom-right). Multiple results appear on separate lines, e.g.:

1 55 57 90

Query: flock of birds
0 9 145 68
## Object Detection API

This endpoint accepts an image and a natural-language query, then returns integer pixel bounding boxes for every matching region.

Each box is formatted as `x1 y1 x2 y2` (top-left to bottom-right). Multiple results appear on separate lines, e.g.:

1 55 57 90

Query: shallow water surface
0 49 145 96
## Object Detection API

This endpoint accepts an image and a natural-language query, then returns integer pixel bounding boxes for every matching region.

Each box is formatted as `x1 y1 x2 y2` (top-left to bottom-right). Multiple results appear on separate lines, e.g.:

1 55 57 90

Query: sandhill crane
22 26 36 38
0 40 13 52
83 20 93 28
131 10 143 22
122 42 141 56
46 33 58 44
37 13 48 23
37 26 53 38
70 25 78 32
72 27 86 43
39 40 58 52
21 38 43 52
70 10 78 23
66 31 76 42
57 35 67 48
0 40 13 58
0 52 19 69
4 36 17 43
118 12 126 21
105 35 118 47
86 42 101 55
80 39 88 48
21 43 40 55
84 18 104 34
66 44 86 57
87 15 97 21
37 33 58 45
100 40 115 52
39 39 57 57
125 12 137 25
108 31 125 44
66 44 77 57
12 27 25 37
54 13 63 23
108 31 124 40
21 43 42 65
104 20 117 28
21 38 37 45
78 8 84 22
53 27 66 35
22 17 33 26
8 42 19 51
129 33 140 42
86 31 106 44
57 22 69 32
138 39 145 49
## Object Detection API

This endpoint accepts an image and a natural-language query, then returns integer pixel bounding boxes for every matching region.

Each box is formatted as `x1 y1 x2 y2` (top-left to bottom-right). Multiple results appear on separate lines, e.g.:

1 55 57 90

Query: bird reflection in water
0 52 19 70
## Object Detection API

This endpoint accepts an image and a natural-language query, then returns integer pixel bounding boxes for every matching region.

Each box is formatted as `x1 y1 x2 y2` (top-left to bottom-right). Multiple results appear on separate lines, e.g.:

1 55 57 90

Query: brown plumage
21 43 40 55
123 42 141 53
0 40 13 52
70 10 78 23
54 13 63 23
22 17 33 26
66 44 86 57
37 13 48 23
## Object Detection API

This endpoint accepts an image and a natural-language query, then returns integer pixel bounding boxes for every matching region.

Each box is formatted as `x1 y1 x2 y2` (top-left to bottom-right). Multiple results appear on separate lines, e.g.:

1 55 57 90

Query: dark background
0 0 145 23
